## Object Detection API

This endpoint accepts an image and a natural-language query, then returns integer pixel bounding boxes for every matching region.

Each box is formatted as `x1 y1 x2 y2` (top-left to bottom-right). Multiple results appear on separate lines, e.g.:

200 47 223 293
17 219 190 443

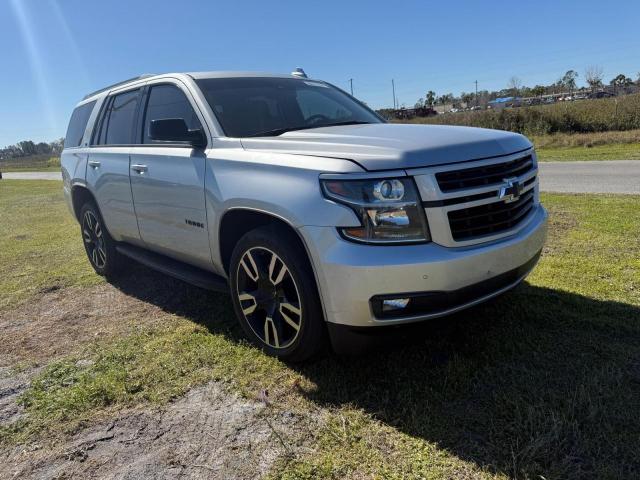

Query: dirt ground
0 285 318 479
0 284 162 368
1 382 314 480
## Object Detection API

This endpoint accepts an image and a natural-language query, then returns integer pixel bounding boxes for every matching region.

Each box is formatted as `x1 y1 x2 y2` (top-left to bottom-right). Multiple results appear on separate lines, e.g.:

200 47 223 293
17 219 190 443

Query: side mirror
149 118 206 148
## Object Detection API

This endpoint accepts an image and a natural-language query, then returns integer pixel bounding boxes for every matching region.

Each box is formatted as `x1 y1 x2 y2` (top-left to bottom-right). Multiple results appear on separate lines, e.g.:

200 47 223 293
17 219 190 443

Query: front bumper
299 204 547 327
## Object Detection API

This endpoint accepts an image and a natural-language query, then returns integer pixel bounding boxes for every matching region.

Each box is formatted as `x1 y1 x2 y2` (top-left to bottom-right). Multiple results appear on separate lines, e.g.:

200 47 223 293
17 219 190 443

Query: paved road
538 160 640 194
2 161 639 194
1 171 62 181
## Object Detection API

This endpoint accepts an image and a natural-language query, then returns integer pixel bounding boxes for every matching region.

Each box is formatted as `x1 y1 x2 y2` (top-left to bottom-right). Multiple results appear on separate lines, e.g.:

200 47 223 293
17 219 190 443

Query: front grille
436 154 533 192
448 190 535 240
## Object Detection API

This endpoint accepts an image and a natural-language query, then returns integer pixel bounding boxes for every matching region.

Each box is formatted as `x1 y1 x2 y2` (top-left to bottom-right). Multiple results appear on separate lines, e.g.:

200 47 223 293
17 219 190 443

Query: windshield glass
195 77 382 137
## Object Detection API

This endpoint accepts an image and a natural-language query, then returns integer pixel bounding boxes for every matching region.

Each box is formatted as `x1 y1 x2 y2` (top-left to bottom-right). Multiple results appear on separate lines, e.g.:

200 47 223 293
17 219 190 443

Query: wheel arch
218 207 328 322
219 208 306 273
71 184 98 222
70 185 117 237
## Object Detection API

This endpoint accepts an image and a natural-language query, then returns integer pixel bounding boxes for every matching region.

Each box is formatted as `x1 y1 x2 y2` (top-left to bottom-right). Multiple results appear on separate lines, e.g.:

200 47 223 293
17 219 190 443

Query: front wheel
229 225 327 362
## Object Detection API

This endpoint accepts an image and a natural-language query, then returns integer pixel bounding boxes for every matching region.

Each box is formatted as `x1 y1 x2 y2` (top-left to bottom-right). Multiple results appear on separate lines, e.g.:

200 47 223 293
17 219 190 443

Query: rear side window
142 84 202 144
94 89 140 145
65 101 96 148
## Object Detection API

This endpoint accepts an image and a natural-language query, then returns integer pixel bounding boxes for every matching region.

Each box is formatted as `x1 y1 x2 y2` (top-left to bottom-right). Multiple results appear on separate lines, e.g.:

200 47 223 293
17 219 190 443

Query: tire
79 201 122 279
229 225 327 362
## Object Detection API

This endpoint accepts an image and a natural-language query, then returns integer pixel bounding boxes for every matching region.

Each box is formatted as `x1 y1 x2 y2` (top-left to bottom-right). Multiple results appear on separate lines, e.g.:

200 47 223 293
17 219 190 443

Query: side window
94 89 140 145
65 101 96 148
142 84 202 144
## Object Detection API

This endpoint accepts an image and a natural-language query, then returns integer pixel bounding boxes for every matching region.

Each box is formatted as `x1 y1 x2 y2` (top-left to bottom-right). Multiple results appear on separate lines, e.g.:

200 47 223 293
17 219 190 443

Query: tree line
0 138 64 160
408 67 640 110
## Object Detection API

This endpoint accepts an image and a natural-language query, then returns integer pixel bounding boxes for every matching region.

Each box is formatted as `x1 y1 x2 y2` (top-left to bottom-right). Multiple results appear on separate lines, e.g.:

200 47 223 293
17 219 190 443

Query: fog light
382 298 410 311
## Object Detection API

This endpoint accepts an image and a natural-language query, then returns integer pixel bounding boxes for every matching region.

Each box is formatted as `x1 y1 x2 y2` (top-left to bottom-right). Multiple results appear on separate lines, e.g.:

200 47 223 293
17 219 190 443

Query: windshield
195 77 382 137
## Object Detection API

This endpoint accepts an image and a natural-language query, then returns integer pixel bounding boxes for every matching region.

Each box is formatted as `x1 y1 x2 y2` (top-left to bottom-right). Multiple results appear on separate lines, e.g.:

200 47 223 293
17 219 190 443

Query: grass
536 142 640 161
401 94 640 135
1 165 62 172
0 155 60 172
389 123 640 162
1 180 640 478
4 322 288 443
395 96 640 161
532 130 640 161
531 129 640 148
0 180 102 310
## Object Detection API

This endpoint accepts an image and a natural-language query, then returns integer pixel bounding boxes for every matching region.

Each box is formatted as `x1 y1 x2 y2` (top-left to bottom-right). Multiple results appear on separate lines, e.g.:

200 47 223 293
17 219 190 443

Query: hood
240 123 532 171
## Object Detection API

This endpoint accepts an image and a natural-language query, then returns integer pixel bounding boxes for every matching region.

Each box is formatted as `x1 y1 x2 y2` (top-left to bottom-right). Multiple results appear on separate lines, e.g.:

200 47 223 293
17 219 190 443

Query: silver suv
62 71 547 361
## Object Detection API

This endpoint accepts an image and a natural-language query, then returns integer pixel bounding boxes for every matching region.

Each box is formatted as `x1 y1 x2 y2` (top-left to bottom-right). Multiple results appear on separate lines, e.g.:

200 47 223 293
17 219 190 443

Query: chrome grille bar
411 148 540 247
436 155 533 192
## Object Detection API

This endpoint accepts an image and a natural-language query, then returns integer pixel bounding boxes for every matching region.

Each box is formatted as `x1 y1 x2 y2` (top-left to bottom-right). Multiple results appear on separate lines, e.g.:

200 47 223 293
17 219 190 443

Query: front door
129 82 212 269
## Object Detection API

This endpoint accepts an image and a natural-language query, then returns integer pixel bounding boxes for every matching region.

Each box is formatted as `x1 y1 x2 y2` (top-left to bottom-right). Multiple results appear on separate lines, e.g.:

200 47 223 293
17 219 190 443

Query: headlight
321 177 430 244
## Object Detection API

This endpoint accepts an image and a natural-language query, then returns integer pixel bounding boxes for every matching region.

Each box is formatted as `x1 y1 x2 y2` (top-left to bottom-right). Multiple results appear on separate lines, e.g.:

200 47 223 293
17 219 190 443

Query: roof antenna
291 67 308 78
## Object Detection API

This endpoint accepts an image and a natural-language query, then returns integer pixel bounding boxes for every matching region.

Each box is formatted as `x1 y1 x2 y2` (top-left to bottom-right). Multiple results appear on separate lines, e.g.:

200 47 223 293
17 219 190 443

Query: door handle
88 160 101 168
131 164 148 173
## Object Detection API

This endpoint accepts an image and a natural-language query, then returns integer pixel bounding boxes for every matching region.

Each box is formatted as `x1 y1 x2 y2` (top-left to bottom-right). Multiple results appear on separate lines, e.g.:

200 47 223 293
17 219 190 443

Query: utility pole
349 78 353 96
392 79 397 109
475 80 478 106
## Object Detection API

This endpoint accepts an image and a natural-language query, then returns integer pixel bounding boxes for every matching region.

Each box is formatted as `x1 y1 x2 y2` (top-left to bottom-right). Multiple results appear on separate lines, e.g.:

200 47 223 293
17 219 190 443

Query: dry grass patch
0 284 171 368
399 94 640 135
531 129 640 148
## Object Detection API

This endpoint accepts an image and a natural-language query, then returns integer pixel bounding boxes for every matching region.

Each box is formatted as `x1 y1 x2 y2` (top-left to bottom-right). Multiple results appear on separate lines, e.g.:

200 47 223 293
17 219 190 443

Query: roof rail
82 74 156 100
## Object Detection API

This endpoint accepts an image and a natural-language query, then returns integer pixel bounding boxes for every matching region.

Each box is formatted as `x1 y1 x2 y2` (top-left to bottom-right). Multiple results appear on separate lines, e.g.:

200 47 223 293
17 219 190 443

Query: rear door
86 88 142 244
129 81 211 269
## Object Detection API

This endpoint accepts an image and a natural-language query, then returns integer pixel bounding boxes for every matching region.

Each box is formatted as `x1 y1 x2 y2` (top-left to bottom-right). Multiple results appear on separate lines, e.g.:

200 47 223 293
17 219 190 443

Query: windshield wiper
245 121 374 138
244 125 316 137
313 120 373 128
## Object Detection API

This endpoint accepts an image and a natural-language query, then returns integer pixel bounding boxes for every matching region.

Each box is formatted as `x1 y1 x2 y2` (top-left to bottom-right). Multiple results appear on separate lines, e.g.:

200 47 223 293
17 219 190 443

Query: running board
116 244 229 293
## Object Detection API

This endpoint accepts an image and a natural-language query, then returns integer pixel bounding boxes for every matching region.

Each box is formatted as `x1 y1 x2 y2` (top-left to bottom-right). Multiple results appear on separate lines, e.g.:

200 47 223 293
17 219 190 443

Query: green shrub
402 94 640 135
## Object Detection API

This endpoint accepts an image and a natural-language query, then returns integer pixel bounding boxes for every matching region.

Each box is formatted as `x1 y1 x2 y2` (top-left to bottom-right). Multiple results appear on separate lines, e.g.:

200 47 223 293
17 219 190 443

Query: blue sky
1 0 639 146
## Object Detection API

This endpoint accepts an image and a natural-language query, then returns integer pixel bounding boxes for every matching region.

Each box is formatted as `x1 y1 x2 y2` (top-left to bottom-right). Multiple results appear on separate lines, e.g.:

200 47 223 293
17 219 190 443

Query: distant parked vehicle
393 106 437 120
588 91 614 99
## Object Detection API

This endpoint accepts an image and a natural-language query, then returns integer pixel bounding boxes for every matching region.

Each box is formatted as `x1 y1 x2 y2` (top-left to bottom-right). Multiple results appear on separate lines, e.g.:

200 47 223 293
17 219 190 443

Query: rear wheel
229 225 327 362
79 202 122 278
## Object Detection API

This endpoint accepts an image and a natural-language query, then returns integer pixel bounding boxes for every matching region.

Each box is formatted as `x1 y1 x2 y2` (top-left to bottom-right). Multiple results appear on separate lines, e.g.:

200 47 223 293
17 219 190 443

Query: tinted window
195 77 381 137
143 84 202 144
296 89 352 122
95 89 140 145
65 101 96 148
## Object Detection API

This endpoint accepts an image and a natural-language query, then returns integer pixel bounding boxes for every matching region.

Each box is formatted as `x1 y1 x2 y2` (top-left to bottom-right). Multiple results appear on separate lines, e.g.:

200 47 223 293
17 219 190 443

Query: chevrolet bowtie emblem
499 177 523 203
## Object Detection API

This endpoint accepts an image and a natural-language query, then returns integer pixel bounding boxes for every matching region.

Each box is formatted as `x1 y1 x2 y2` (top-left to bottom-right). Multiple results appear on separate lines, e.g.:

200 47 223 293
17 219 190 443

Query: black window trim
138 81 208 148
88 81 208 149
89 87 143 148
89 96 111 146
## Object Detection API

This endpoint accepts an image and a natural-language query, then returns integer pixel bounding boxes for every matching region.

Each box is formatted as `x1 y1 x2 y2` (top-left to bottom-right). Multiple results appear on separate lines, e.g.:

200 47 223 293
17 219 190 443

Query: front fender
204 149 363 271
